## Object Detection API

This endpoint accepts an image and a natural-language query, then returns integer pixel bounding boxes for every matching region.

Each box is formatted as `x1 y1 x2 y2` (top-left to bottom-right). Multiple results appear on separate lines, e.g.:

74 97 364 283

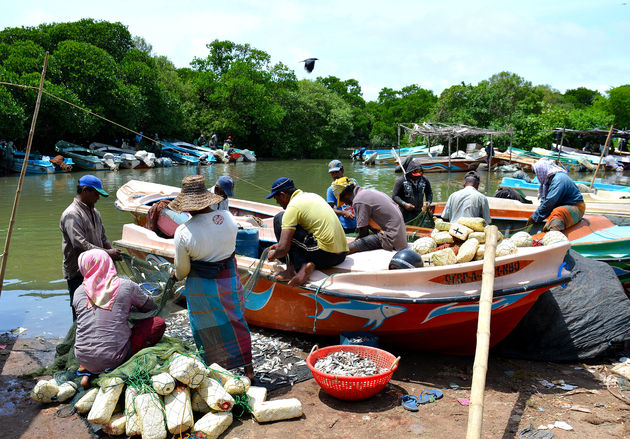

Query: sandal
418 389 443 404
401 394 420 411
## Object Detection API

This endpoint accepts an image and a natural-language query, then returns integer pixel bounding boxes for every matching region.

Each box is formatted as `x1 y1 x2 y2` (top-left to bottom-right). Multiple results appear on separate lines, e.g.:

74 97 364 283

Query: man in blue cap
211 176 235 211
60 175 121 320
326 160 357 233
266 177 348 287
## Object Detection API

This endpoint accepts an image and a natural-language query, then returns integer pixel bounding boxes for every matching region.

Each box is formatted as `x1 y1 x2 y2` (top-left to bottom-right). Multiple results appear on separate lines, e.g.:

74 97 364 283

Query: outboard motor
389 249 423 270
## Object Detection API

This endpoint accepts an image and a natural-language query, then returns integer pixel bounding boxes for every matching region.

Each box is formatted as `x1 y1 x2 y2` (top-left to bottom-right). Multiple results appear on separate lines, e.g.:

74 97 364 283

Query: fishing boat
114 220 571 354
89 142 156 169
550 144 630 171
160 141 206 166
363 145 443 166
55 140 115 171
499 177 630 199
9 151 73 174
413 156 482 173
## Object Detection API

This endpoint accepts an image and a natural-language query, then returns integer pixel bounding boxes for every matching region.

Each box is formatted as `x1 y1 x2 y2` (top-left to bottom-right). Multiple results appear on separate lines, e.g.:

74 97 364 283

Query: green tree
564 87 601 108
607 85 630 129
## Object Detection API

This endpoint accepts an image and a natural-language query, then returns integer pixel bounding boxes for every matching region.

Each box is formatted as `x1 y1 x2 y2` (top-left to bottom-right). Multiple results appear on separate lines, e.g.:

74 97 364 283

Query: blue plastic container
236 228 259 258
340 331 379 348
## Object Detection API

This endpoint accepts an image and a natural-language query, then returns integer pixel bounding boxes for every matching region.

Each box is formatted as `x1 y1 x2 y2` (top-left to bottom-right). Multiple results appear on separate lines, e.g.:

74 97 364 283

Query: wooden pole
589 125 614 189
0 52 49 297
509 133 513 164
554 127 566 164
465 225 499 439
397 123 401 153
448 136 452 172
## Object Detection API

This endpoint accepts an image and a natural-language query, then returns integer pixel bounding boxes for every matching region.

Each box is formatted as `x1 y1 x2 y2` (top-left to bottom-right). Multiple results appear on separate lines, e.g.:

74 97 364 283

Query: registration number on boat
430 260 533 285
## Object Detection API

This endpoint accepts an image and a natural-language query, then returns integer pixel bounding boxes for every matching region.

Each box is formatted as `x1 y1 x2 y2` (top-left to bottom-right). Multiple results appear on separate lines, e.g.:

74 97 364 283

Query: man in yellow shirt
266 177 348 286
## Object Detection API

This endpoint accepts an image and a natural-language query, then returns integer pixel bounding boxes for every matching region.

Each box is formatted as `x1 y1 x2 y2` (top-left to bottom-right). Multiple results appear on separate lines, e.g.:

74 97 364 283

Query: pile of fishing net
31 341 303 437
409 217 568 266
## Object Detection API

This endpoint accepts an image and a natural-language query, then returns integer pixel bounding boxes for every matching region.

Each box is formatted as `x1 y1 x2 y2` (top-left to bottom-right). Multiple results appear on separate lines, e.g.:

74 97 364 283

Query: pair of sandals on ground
401 389 443 411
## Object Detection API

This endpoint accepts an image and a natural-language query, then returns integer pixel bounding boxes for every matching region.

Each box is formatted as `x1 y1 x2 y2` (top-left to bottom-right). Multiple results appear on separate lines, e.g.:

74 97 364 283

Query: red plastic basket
306 344 399 401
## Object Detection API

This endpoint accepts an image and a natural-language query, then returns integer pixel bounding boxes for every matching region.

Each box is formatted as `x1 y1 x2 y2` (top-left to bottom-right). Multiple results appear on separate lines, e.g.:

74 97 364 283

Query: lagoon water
1 159 628 337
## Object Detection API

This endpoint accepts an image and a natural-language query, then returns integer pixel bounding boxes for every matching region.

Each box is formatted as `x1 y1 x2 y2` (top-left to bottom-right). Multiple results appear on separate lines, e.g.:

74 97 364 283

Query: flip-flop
401 394 420 411
418 389 443 404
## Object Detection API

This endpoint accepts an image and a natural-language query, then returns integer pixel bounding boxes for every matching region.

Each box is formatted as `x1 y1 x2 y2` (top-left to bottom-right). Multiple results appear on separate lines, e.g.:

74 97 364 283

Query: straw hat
168 175 224 213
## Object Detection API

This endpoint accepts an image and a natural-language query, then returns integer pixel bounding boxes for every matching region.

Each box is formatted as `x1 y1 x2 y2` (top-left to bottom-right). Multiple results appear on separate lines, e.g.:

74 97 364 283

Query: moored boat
89 142 147 169
10 151 73 174
364 145 444 166
113 222 572 354
160 141 206 166
55 140 114 171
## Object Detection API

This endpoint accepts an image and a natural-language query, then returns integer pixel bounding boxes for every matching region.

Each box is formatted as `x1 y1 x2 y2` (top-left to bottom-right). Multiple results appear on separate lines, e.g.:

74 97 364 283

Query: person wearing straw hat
266 177 348 287
60 175 121 320
171 175 253 379
334 177 407 254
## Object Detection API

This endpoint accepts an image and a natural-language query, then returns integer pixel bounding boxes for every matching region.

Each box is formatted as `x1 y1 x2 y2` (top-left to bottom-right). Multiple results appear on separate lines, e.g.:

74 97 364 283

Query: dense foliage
0 19 626 157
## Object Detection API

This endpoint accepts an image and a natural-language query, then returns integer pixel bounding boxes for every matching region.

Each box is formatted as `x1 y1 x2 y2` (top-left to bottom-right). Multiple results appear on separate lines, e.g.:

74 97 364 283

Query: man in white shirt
441 172 491 224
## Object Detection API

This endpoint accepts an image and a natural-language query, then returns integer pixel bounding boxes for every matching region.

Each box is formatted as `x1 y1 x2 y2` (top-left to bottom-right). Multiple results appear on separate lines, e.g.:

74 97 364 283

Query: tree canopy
0 19 625 156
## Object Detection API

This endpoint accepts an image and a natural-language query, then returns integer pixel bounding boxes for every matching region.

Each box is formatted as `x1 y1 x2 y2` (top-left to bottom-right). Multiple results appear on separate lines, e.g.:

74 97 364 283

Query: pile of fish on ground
410 216 567 266
31 352 303 438
165 310 312 390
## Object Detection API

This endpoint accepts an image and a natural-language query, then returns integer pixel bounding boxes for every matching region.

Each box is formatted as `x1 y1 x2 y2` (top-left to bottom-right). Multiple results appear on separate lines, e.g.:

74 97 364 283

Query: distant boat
500 176 630 197
89 142 141 169
413 156 482 173
9 151 73 174
363 145 444 166
55 140 115 171
160 141 206 166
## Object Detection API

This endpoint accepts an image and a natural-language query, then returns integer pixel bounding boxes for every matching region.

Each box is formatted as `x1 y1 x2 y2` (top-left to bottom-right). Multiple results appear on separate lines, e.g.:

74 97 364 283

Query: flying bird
301 58 318 73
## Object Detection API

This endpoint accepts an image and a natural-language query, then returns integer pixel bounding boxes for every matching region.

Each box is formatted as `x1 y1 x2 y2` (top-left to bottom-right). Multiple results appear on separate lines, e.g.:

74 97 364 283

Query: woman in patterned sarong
527 159 585 231
171 175 253 379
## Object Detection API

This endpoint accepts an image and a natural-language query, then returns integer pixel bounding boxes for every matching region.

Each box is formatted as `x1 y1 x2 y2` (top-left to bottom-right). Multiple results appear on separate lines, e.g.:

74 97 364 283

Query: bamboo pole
0 53 49 296
554 127 566 164
465 225 499 439
589 125 614 189
448 136 452 172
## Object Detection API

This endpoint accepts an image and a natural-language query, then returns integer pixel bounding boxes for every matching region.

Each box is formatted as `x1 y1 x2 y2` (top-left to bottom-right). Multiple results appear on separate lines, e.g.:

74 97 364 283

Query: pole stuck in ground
466 225 499 439
589 125 614 189
0 52 49 297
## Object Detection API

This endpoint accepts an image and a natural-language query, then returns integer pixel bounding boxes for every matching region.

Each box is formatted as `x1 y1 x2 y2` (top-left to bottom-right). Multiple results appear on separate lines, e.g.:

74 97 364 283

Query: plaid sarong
184 257 252 369
544 202 586 232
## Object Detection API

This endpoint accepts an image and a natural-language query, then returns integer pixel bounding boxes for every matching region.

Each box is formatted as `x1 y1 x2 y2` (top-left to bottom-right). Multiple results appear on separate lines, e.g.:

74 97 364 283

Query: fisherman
485 141 494 167
526 159 584 231
171 175 253 379
223 136 233 151
60 175 121 320
442 172 491 224
211 175 234 211
73 249 165 387
135 131 143 149
351 147 367 161
197 133 207 146
210 133 218 148
391 159 433 223
334 177 408 254
266 177 348 286
326 160 357 233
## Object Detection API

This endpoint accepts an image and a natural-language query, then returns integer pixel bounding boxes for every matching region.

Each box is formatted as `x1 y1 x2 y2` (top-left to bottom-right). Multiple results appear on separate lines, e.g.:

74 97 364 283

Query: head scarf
78 249 121 310
533 158 567 200
331 177 358 206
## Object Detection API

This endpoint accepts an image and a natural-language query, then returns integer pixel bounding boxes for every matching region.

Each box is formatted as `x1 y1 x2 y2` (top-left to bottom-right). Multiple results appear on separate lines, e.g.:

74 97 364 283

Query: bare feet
80 375 92 389
274 266 295 282
288 262 315 287
244 364 254 381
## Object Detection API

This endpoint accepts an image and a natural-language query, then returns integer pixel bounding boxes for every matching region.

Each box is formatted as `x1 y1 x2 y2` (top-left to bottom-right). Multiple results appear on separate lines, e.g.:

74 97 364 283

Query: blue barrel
236 228 259 258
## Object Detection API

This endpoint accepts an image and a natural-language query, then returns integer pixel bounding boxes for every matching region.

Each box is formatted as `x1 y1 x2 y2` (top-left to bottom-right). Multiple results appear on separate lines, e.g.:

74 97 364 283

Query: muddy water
0 159 627 336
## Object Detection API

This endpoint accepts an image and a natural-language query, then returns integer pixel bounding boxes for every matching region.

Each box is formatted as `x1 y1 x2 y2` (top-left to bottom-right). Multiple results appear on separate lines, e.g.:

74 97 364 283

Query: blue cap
328 160 343 173
265 177 295 199
78 175 108 197
216 176 235 197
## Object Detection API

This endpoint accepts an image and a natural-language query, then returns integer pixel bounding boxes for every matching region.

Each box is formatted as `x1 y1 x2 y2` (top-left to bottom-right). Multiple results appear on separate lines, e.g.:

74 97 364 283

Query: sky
2 0 629 101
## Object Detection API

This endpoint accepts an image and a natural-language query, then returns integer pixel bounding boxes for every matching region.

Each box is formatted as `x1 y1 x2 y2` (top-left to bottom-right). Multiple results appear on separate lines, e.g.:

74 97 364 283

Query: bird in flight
301 58 318 73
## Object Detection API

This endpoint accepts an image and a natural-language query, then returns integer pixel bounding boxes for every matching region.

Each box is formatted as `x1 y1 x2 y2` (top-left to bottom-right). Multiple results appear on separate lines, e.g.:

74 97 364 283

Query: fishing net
405 205 435 228
24 253 179 378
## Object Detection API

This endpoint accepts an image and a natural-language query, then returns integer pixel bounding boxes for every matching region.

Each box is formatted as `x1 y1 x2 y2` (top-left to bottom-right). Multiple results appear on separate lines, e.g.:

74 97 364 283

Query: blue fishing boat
500 177 630 198
170 141 217 163
10 151 74 174
160 141 205 166
55 140 115 171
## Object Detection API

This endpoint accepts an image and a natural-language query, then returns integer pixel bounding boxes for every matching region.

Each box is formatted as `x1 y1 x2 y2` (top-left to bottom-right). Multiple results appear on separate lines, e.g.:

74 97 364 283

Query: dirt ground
1 332 629 439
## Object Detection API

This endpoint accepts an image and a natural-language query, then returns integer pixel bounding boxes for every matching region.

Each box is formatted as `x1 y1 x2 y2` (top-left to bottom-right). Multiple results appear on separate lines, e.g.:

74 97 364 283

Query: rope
243 247 269 300
312 273 339 332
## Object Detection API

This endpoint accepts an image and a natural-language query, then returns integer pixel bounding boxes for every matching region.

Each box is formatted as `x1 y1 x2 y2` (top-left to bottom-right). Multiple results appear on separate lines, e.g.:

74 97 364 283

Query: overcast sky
2 0 629 101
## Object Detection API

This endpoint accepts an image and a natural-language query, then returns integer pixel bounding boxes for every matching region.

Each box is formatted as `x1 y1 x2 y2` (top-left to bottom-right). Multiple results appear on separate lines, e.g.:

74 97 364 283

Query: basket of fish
306 345 399 401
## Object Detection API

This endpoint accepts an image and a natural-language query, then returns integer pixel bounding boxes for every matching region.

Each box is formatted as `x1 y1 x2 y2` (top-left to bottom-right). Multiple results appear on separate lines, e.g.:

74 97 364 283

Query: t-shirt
352 187 407 251
282 190 349 253
326 186 357 230
531 172 584 222
174 211 238 279
73 279 153 374
209 186 229 211
442 186 491 224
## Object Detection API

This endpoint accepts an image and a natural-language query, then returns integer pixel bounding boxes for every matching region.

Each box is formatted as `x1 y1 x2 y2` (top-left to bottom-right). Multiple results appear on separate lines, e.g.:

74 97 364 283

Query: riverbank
2 326 629 438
